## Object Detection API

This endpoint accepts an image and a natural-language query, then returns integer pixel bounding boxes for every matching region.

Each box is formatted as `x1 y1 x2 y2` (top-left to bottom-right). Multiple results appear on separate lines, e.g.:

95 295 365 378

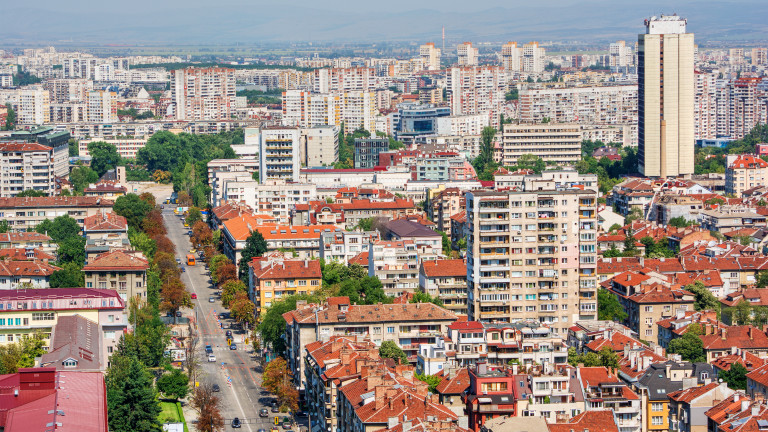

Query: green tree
68 139 79 157
379 341 408 365
415 373 443 392
221 279 247 308
69 165 100 192
338 276 391 305
669 216 695 228
16 189 46 197
35 215 80 243
114 194 153 230
238 230 268 280
258 294 324 357
719 362 748 390
734 299 753 325
56 236 86 265
685 281 720 317
106 355 162 432
156 368 189 400
623 231 638 257
625 208 644 225
667 331 705 363
129 229 158 261
321 262 368 286
355 218 374 231
598 289 627 321
88 141 122 177
598 347 619 369
567 347 601 367
410 292 444 307
186 207 203 227
49 261 85 287
3 104 15 130
511 154 546 174
472 127 498 181
0 220 9 233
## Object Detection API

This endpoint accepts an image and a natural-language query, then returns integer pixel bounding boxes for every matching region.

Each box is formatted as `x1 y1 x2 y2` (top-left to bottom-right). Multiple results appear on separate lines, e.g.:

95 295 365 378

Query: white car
208 354 216 362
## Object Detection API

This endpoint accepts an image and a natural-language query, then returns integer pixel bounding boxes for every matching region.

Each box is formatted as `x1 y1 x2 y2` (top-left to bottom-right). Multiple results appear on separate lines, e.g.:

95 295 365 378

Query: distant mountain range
3 1 768 45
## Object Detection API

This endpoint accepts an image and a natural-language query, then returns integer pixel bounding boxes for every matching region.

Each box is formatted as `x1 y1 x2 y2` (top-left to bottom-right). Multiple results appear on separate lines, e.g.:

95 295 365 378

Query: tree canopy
114 194 153 230
597 289 627 322
88 141 122 177
379 341 408 365
667 331 705 363
238 230 268 280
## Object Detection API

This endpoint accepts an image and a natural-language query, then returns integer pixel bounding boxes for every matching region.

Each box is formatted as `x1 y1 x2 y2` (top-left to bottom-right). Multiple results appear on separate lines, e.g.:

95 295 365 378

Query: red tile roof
349 252 369 266
251 259 322 280
0 259 60 277
700 326 768 351
668 382 720 403
729 155 768 170
705 393 751 426
0 142 53 152
284 299 457 325
83 250 149 271
0 248 56 261
421 259 467 278
547 410 618 432
435 368 469 395
711 351 767 372
0 232 52 243
83 212 128 232
0 196 114 209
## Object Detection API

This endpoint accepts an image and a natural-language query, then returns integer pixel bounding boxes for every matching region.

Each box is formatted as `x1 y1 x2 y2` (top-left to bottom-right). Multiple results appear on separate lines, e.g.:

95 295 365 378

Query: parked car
232 418 242 428
208 354 216 362
212 384 220 392
282 421 291 430
175 311 182 317
191 293 197 299
205 345 213 354
187 230 193 236
271 405 280 413
209 297 215 303
259 409 269 418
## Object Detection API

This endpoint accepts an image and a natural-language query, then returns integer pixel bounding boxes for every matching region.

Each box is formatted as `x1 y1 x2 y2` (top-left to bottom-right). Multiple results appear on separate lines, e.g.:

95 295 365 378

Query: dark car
212 384 220 392
232 417 242 428
258 429 268 432
259 408 269 418
188 230 193 236
230 343 237 350
296 411 308 418
225 330 233 338
175 311 182 317
271 405 280 413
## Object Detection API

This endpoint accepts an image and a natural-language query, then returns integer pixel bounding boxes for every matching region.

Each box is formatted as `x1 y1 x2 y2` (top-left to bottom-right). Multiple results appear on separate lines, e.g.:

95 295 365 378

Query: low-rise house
700 326 768 362
429 188 465 235
577 366 642 432
0 248 56 261
0 288 126 359
0 367 107 432
248 255 322 316
547 410 618 432
0 196 114 232
83 212 129 263
0 259 60 289
382 219 442 249
449 211 467 249
435 368 470 416
609 178 655 216
703 392 753 432
0 232 57 255
656 310 726 349
668 382 735 432
283 297 458 392
523 364 584 423
83 250 149 304
463 363 525 430
700 207 767 233
419 259 468 315
83 182 127 198
293 198 417 229
711 349 768 375
566 320 637 353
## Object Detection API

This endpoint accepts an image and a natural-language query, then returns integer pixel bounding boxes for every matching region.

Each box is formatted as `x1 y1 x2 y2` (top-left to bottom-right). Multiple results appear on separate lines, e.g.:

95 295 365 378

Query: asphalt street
162 206 294 431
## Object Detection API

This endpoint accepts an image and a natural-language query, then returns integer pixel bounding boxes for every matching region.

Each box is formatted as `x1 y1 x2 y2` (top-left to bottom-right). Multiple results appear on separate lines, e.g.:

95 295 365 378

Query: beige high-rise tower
638 15 695 178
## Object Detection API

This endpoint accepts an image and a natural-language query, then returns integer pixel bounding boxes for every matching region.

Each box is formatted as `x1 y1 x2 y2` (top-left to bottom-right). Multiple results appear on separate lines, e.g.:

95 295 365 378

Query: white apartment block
518 85 638 144
500 123 582 166
0 142 56 197
302 126 339 167
457 42 478 66
436 114 490 136
753 48 768 66
44 79 93 103
259 127 302 183
171 67 237 121
420 43 441 71
447 66 507 129
725 154 768 196
79 138 148 160
86 90 117 123
207 159 261 207
501 42 522 72
1 87 51 125
48 103 87 123
694 71 719 140
465 188 599 335
221 179 317 224
313 67 375 93
609 41 634 68
282 90 376 133
719 77 768 140
367 240 442 297
523 42 546 74
320 230 381 264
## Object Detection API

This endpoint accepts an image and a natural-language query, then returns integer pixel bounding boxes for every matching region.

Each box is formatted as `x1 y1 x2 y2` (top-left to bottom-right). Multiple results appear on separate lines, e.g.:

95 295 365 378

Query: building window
652 416 664 426
63 359 77 368
644 306 653 312
652 403 663 412
645 329 653 337
387 327 395 333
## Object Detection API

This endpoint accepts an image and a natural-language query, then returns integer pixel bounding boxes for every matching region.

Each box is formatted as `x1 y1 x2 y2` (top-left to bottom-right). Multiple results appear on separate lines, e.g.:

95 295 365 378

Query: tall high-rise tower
638 15 695 178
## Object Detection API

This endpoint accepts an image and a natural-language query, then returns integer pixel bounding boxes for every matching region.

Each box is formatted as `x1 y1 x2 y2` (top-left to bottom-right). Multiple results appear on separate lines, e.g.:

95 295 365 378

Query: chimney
750 327 754 340
721 328 727 340
374 386 387 409
388 417 399 429
753 404 760 417
665 363 672 378
742 400 749 412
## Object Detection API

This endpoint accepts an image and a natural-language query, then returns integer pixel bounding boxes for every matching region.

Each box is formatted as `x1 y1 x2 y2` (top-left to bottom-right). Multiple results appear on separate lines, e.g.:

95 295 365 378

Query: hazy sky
3 0 767 44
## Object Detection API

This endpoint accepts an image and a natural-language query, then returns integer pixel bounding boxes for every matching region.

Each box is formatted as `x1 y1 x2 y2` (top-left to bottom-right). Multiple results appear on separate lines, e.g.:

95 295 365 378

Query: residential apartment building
0 260 60 289
420 259 468 316
368 240 441 297
319 230 380 264
725 154 768 196
501 42 522 72
292 198 417 229
86 90 117 123
0 288 126 363
604 270 695 342
219 179 317 224
638 15 695 177
522 42 546 74
13 87 50 125
302 126 339 167
457 42 478 66
354 137 389 169
83 212 129 263
282 89 377 133
207 158 261 207
282 297 458 391
420 43 441 71
447 66 506 129
83 250 149 304
668 382 735 432
609 40 634 69
79 137 148 159
718 77 768 140
699 207 767 232
429 187 465 235
577 367 642 432
313 67 375 93
0 142 56 197
259 127 302 183
0 232 56 255
500 123 581 166
0 196 114 232
247 256 322 316
694 71 719 140
465 189 598 334
171 67 237 120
